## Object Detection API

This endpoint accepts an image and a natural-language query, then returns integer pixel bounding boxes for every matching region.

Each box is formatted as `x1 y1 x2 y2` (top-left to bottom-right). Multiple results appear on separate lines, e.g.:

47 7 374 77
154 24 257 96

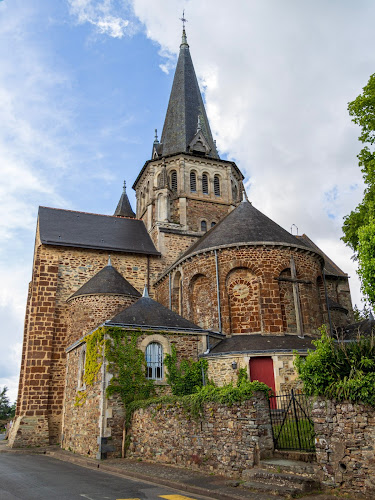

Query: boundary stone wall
127 392 273 477
312 397 375 496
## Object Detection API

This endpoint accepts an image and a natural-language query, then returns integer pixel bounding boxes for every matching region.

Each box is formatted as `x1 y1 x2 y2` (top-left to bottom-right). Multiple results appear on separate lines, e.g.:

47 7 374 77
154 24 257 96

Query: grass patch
273 418 315 451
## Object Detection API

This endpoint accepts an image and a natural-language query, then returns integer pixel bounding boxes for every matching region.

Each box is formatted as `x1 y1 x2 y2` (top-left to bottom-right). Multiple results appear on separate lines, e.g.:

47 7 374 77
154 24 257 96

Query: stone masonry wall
12 235 160 447
67 294 137 346
62 344 102 457
312 397 375 496
156 245 324 336
127 393 273 478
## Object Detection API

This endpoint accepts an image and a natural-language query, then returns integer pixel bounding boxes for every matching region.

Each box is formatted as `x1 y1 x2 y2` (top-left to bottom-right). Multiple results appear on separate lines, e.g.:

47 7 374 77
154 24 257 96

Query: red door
249 357 276 395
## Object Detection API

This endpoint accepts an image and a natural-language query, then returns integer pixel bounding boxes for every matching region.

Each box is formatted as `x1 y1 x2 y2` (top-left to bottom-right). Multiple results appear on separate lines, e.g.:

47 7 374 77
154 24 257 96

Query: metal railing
268 389 315 452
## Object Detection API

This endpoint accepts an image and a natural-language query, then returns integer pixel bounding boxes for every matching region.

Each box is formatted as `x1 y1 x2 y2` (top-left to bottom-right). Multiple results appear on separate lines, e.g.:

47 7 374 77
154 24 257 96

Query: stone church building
8 28 353 456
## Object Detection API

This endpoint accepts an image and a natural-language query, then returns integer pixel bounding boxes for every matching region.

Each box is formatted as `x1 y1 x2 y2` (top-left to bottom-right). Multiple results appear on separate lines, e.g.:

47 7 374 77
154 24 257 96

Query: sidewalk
0 440 356 500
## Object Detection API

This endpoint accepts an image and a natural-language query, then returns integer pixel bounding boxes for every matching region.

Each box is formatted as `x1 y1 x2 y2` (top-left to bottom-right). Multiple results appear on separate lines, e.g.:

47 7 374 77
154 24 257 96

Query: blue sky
1 0 375 401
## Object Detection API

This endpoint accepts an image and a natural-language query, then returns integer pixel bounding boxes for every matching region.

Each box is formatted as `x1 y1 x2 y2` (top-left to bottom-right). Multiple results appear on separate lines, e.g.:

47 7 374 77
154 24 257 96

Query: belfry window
202 174 209 194
211 221 216 228
170 170 178 192
201 220 207 232
145 342 163 380
214 175 220 196
190 171 197 192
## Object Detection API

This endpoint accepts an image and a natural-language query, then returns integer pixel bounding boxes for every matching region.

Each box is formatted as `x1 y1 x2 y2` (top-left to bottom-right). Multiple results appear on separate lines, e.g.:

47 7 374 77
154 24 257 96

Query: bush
294 326 375 406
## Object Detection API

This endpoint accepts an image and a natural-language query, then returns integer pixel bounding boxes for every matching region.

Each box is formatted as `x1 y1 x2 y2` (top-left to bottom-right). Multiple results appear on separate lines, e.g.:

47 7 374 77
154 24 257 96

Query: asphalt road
0 453 209 500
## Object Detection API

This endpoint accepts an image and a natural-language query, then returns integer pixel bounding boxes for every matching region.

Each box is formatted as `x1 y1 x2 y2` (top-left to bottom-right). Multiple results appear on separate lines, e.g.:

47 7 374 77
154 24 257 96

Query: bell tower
133 25 244 267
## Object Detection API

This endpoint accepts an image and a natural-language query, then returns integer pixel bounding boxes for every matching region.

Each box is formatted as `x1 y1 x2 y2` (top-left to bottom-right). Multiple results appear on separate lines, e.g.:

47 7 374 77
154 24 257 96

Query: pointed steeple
114 181 136 218
157 27 219 159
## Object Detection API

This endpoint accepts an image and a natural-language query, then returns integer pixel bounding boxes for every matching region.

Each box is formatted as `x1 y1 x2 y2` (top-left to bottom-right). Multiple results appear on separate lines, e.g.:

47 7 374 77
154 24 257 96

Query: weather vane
180 10 187 30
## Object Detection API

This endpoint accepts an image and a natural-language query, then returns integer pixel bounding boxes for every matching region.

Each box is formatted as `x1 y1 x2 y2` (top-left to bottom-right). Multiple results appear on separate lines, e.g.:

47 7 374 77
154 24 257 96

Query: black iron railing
268 389 315 452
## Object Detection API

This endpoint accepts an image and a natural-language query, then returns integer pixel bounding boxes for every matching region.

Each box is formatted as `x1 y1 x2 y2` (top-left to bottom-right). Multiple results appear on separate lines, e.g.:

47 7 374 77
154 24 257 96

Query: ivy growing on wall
74 326 155 408
164 345 208 396
105 327 155 406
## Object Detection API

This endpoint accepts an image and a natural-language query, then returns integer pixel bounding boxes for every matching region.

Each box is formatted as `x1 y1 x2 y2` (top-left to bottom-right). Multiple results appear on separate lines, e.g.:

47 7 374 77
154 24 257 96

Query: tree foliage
343 73 375 306
0 386 15 421
295 327 375 406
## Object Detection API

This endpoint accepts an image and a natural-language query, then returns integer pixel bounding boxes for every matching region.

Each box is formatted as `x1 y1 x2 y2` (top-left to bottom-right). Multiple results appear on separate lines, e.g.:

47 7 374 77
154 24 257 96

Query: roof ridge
39 206 142 221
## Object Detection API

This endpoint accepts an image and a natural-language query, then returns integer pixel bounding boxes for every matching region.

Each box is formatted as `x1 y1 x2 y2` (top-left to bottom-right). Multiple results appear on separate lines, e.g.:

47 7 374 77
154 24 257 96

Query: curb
44 449 281 500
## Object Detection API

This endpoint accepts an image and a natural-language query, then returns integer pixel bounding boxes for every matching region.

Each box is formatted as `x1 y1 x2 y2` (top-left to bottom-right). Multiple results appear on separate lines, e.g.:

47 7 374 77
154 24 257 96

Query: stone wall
206 353 302 393
11 234 160 448
312 397 375 496
156 245 324 336
67 294 137 346
127 393 273 477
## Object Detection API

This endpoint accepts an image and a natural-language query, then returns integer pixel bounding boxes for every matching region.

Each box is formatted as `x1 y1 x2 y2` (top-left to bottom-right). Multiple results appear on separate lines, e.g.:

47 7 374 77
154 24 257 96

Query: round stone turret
66 258 141 345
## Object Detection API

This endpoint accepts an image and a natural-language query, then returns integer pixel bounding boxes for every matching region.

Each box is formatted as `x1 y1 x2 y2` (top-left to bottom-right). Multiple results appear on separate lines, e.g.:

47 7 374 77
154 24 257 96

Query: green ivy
104 327 155 406
295 326 375 406
164 345 208 396
129 379 271 420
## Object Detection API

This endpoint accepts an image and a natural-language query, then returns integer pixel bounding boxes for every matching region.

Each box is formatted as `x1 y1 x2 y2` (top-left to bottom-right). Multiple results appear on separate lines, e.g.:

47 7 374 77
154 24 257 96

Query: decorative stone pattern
127 393 273 477
312 397 375 496
157 246 325 336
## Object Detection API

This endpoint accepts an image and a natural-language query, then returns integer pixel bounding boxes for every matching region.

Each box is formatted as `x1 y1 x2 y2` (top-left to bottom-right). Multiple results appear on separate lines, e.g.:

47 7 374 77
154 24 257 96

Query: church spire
155 21 219 160
114 181 136 218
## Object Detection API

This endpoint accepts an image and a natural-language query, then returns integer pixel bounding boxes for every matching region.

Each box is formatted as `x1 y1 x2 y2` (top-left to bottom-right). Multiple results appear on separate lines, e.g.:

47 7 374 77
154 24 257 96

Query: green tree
0 387 15 420
343 73 375 307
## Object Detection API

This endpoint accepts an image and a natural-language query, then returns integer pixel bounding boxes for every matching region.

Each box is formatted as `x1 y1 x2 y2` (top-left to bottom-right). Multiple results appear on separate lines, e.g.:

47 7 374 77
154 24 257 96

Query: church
8 27 353 457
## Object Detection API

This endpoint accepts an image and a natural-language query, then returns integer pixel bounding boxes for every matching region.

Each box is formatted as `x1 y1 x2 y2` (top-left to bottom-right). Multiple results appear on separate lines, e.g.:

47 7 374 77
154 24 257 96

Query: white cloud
131 0 374 308
68 0 137 38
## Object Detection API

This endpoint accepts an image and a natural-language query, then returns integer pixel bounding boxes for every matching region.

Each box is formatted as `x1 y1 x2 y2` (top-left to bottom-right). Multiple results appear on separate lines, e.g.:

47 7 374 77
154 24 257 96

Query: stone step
242 469 320 497
242 480 306 497
273 449 316 462
260 457 318 476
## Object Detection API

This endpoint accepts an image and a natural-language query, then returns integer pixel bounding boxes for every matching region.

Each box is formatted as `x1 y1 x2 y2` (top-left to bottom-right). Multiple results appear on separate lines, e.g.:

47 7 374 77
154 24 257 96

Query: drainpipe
214 249 222 333
323 269 333 337
169 273 172 310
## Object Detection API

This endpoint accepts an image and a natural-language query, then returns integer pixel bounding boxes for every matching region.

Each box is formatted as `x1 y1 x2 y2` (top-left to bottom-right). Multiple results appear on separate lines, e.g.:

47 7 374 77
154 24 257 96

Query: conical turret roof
114 181 135 218
182 201 310 259
109 295 203 331
157 29 219 159
68 259 141 300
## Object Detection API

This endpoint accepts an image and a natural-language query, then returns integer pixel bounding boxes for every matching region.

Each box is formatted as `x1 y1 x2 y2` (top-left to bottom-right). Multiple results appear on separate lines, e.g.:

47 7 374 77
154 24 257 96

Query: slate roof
182 200 311 259
158 30 219 159
206 334 315 355
68 262 141 301
296 234 347 277
334 318 375 340
114 182 135 218
108 296 204 331
38 207 160 255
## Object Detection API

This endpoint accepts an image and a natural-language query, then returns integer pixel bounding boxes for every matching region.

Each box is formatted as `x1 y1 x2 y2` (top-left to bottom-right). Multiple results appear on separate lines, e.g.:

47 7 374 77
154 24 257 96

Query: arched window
201 220 207 232
214 175 220 196
170 170 178 192
190 171 197 192
211 221 216 228
202 173 209 194
145 342 163 380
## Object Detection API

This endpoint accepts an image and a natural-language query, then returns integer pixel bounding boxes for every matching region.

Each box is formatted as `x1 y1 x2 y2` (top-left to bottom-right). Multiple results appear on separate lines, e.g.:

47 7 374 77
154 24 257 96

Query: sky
0 0 374 402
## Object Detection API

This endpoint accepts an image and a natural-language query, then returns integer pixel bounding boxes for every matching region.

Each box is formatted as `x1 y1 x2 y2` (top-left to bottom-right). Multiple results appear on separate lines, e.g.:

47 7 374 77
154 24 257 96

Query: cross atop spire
180 10 189 47
180 10 187 30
